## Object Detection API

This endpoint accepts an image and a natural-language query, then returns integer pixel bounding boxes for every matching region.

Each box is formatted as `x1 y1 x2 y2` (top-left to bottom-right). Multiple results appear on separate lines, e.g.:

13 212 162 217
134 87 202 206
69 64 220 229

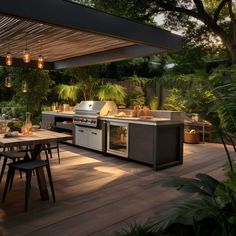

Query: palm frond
149 197 218 233
155 175 218 197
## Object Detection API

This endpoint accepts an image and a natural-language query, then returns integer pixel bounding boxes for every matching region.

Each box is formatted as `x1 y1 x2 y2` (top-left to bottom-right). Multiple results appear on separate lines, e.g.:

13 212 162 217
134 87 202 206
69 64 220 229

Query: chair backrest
42 122 57 131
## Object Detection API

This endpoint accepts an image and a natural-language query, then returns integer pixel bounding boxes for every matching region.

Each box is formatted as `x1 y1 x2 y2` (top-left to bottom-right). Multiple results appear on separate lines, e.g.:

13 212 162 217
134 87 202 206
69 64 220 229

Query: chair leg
56 144 60 164
46 165 56 202
48 148 53 159
15 158 22 179
25 171 32 212
2 166 14 203
0 157 7 183
9 168 15 190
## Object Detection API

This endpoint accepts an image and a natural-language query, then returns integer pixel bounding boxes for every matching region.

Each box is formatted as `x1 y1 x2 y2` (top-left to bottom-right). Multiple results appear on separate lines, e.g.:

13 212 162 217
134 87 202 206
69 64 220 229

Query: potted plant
184 128 200 144
7 120 24 132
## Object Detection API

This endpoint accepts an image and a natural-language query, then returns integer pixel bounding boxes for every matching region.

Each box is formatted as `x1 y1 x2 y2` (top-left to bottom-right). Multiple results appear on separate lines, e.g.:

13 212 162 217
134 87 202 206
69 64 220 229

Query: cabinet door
88 128 102 151
129 124 154 164
75 126 88 147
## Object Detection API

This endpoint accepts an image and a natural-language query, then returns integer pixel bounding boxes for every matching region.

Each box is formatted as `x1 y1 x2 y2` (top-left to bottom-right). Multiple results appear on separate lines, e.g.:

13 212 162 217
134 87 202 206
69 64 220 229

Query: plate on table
4 131 20 138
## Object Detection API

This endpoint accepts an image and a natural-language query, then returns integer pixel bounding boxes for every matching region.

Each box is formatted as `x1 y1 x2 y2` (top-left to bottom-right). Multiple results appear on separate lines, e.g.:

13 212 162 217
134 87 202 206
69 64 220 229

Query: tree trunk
230 43 236 65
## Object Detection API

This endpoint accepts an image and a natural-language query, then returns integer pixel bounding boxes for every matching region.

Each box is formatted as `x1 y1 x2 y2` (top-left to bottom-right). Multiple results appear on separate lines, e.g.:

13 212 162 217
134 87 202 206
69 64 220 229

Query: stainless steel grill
73 101 117 127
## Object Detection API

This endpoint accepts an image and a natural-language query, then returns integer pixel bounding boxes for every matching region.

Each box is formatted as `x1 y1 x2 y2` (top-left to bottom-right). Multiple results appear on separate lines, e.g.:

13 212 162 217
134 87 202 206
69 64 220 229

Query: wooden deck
0 142 235 236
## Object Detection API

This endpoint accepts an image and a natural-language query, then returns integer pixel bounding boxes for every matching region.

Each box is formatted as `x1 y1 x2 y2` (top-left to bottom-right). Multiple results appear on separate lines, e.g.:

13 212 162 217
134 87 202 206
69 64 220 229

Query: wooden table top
0 129 72 147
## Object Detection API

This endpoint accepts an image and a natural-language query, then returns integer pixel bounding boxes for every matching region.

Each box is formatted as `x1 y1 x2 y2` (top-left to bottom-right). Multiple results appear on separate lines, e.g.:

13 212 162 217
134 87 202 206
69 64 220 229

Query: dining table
0 129 72 200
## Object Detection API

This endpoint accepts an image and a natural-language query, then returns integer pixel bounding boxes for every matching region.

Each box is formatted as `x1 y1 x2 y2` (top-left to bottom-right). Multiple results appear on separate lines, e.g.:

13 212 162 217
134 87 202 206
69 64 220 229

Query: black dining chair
2 150 56 212
0 147 29 183
42 142 61 164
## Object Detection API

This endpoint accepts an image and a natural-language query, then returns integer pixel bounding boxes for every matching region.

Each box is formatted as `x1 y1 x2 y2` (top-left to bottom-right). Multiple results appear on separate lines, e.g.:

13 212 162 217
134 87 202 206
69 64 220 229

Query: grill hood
74 101 117 117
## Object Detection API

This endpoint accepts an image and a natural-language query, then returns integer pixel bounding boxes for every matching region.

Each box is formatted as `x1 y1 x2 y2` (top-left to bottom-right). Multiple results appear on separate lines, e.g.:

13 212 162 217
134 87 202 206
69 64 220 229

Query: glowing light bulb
22 80 27 93
6 52 12 66
37 55 44 69
23 49 30 63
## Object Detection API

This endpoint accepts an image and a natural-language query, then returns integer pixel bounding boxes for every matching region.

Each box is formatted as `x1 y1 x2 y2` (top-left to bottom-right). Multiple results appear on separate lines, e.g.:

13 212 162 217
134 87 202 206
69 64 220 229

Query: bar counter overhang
0 0 182 70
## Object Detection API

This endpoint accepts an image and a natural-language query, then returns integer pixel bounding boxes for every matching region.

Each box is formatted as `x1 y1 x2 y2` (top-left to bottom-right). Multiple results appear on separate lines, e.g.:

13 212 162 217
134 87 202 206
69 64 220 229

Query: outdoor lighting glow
6 52 12 66
37 55 44 69
37 40 44 69
22 80 27 93
23 32 30 63
4 76 12 88
23 49 30 63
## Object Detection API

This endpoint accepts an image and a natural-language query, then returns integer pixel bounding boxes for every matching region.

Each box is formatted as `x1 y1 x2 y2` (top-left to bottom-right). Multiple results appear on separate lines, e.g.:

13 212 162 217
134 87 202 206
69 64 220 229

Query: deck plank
0 142 234 236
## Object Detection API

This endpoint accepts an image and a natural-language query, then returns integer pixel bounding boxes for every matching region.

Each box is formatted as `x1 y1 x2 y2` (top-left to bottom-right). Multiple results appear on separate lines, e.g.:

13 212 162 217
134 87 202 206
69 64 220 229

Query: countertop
42 111 183 126
99 116 182 126
42 111 75 117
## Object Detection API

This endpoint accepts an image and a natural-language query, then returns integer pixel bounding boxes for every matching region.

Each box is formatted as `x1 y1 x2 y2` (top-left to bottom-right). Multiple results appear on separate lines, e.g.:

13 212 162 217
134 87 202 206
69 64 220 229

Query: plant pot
184 132 200 144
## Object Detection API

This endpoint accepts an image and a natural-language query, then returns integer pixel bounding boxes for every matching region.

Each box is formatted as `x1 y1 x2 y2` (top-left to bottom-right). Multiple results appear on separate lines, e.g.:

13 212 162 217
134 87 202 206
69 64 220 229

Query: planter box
184 132 200 144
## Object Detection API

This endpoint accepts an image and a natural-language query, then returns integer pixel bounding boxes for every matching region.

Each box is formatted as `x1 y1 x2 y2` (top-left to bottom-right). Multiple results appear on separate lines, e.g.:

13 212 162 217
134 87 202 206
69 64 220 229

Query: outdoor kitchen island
42 110 183 171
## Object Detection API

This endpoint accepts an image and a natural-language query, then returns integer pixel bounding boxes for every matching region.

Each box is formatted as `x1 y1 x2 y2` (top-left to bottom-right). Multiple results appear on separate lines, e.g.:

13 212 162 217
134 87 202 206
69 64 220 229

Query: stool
2 159 56 212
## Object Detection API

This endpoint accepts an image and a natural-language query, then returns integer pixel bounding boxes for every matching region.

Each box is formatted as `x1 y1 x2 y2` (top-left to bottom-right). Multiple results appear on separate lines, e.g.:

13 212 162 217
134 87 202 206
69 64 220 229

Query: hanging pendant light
6 52 12 66
37 55 44 69
23 33 30 63
37 40 44 69
22 80 27 93
6 44 12 66
5 76 12 88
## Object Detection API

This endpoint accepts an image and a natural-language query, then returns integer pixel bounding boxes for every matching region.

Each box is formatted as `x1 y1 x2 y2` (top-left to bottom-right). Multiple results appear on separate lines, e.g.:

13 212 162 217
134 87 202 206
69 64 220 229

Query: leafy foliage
56 84 80 103
123 75 149 88
206 66 236 136
11 68 53 116
162 70 214 113
149 173 236 236
76 0 234 63
98 83 126 104
148 96 159 110
114 222 153 236
126 89 145 106
163 88 186 111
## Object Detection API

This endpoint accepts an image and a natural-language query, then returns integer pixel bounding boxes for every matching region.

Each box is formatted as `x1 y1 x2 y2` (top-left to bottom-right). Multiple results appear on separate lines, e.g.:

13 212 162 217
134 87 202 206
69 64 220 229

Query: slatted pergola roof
0 0 182 70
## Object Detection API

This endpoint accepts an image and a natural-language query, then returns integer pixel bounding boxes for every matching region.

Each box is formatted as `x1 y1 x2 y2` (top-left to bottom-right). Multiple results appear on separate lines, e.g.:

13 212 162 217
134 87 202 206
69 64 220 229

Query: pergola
0 0 181 70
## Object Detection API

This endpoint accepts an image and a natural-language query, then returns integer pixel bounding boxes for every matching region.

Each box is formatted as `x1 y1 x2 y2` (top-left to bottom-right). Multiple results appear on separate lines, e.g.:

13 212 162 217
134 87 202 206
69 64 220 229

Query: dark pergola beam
54 45 164 69
0 0 181 51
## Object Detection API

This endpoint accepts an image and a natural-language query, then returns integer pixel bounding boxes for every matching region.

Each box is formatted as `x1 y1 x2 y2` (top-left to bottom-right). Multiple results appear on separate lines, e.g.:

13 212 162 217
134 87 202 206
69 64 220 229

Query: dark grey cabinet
129 123 154 165
154 123 183 170
129 122 183 170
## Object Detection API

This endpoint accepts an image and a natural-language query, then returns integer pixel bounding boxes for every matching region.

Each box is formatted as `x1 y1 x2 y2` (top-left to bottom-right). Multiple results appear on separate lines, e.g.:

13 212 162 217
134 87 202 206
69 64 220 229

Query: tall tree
76 0 236 64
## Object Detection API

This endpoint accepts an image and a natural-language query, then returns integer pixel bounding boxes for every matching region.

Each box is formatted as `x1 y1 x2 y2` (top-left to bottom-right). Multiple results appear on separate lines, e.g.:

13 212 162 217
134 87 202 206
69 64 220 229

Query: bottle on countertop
131 106 137 117
137 105 144 117
52 102 56 111
143 106 150 116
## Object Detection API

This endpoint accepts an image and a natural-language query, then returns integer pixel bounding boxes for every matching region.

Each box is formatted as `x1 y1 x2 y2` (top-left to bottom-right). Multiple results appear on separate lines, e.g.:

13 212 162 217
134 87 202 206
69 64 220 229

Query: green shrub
126 90 145 106
148 96 159 110
98 83 126 105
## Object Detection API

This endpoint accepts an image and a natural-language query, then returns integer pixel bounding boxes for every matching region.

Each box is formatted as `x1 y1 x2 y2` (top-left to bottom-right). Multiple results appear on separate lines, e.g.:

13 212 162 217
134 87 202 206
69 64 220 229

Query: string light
37 40 44 69
21 80 27 93
4 76 12 88
23 32 30 63
6 43 12 66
